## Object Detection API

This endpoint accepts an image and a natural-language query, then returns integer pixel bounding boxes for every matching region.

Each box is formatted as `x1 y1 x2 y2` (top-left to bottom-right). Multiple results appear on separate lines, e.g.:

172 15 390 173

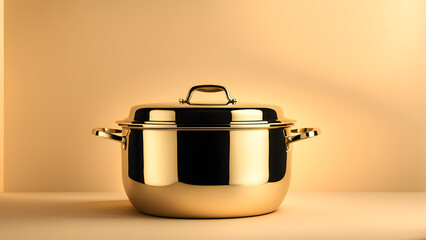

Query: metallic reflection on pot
229 130 269 185
92 85 321 218
143 129 177 186
122 141 292 218
118 127 291 218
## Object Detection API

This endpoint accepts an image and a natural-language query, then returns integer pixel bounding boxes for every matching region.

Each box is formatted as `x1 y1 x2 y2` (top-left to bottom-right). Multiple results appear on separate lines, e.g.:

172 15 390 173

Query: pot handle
286 128 321 149
179 85 237 105
92 128 126 149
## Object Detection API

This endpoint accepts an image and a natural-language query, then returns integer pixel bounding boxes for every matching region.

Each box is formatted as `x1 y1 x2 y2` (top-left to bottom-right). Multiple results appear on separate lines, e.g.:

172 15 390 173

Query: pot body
120 127 292 218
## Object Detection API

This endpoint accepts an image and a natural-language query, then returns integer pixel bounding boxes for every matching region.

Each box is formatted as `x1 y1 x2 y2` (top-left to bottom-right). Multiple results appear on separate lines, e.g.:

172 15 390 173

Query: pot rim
116 121 295 130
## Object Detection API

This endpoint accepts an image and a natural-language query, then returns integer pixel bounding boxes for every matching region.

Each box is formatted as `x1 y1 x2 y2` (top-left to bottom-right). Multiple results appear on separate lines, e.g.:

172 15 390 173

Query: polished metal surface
122 172 291 218
92 126 320 218
91 128 124 142
120 127 291 218
117 85 296 127
118 123 293 130
290 128 321 141
117 104 296 128
286 128 321 151
179 84 238 105
91 84 321 218
92 128 126 149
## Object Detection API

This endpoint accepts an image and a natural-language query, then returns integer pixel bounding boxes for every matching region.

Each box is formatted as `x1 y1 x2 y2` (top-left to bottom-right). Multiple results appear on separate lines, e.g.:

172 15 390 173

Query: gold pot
92 85 320 218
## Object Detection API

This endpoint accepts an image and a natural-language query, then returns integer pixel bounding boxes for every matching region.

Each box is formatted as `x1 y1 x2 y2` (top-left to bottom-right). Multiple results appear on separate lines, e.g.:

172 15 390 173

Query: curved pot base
123 177 291 218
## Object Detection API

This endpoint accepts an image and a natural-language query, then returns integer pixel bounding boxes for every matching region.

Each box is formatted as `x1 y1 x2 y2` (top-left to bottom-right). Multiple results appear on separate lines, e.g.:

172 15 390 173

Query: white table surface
0 192 425 240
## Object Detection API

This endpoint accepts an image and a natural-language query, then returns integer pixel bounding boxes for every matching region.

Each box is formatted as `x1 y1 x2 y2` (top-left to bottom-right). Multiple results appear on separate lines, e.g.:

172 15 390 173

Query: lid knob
179 85 237 105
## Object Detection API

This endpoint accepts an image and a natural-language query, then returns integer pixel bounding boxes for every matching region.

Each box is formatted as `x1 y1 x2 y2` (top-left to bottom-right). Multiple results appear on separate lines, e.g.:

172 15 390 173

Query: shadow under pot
92 85 320 218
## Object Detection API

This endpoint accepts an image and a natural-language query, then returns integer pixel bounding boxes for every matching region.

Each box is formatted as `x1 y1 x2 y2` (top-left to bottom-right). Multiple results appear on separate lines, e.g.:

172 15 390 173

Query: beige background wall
0 0 3 192
4 0 426 192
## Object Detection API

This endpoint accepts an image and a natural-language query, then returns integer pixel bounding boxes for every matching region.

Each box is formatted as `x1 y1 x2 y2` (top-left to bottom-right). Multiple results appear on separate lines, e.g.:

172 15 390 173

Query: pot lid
116 85 296 128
